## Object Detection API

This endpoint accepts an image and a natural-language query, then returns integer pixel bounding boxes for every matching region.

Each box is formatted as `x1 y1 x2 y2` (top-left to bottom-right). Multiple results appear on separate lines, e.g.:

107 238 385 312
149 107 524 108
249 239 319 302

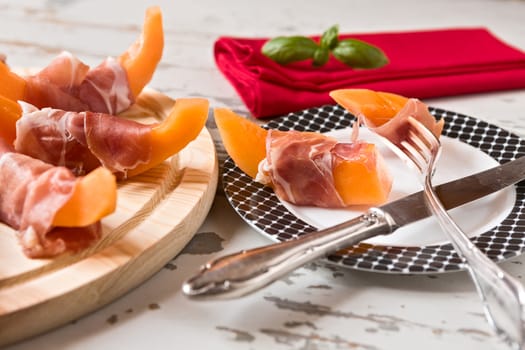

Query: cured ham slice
24 51 134 115
361 99 444 147
0 139 101 258
31 51 90 90
14 103 152 178
78 57 133 114
259 130 345 208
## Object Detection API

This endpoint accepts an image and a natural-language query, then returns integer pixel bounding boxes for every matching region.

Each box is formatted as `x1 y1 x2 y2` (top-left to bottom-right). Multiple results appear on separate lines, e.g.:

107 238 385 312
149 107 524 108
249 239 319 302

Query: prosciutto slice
360 98 444 147
24 51 134 115
257 130 345 208
0 139 100 258
78 57 133 114
14 103 152 178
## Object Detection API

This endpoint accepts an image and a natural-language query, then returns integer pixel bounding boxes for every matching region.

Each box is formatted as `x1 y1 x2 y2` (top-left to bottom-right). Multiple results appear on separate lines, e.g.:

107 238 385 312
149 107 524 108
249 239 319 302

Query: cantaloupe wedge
214 108 267 179
53 167 117 227
329 88 408 127
333 143 392 205
0 61 26 102
118 6 164 99
214 107 392 206
126 97 209 178
0 94 22 143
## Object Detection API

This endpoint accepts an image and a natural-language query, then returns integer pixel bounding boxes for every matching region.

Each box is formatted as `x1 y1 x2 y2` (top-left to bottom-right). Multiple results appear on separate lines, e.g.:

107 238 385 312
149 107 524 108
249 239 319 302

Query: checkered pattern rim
222 104 525 274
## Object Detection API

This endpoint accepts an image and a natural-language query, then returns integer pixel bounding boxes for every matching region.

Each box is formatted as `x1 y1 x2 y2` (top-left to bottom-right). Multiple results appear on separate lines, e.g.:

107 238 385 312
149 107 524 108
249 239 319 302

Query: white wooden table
2 0 525 349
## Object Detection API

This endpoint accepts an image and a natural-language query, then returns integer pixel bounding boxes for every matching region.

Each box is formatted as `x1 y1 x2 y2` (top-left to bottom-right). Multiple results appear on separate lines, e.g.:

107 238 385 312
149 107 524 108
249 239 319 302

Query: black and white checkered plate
222 105 525 274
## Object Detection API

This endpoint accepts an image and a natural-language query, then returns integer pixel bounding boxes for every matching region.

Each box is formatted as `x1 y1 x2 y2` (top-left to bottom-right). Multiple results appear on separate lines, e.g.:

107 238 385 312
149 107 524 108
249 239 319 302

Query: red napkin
214 28 525 118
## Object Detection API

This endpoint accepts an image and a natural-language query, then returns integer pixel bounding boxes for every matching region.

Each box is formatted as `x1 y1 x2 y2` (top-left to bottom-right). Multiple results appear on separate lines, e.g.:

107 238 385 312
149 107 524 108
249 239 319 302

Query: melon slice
126 97 209 178
118 6 164 99
53 167 117 227
333 143 392 205
329 88 408 127
0 61 26 102
214 108 267 179
0 94 22 143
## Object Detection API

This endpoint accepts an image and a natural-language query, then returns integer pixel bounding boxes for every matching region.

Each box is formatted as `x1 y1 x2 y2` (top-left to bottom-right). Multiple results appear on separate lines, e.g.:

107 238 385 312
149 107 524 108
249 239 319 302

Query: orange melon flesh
0 94 22 143
126 97 209 178
118 6 164 99
330 89 408 127
214 107 392 206
333 143 392 206
53 167 117 227
0 61 26 102
214 108 267 179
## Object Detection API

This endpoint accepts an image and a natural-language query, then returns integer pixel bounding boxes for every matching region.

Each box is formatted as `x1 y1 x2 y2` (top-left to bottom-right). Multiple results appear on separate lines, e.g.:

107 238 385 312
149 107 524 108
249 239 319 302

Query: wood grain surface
0 89 218 346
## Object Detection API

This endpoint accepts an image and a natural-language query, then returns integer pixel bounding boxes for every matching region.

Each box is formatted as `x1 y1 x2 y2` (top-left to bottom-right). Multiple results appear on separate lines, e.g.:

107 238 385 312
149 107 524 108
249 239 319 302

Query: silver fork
399 116 525 349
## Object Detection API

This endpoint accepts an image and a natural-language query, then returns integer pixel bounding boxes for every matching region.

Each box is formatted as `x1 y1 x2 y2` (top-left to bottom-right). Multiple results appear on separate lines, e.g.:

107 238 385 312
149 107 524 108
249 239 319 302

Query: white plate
222 104 525 274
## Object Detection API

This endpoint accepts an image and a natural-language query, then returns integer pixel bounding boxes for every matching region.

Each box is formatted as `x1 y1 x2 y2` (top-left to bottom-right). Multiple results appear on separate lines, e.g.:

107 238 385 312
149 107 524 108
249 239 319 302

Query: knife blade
382 156 525 226
183 156 525 299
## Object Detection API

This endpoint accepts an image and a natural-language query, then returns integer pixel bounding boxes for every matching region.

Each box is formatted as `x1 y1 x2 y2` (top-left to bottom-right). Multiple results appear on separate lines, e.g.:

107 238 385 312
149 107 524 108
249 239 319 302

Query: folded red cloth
214 28 525 118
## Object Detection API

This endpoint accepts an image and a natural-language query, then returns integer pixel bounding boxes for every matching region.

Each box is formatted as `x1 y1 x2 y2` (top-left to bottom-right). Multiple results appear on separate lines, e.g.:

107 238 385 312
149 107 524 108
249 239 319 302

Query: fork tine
382 116 441 177
407 117 441 151
406 117 442 174
407 130 432 160
400 140 426 172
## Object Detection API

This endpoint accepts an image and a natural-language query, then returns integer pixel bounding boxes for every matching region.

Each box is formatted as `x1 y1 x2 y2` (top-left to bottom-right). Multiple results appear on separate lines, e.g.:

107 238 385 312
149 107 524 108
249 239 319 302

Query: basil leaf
262 26 390 69
332 39 389 69
320 25 339 50
262 36 319 64
313 47 330 66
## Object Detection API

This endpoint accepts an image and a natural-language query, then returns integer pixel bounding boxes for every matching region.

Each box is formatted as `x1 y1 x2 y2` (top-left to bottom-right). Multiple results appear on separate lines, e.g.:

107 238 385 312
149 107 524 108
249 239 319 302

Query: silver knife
183 156 525 299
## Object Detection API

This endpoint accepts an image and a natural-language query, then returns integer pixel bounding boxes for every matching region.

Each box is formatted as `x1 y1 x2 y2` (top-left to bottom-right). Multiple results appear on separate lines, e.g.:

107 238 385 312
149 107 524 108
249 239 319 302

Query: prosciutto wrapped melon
214 108 393 207
0 6 163 115
0 139 116 258
329 89 444 146
14 97 209 179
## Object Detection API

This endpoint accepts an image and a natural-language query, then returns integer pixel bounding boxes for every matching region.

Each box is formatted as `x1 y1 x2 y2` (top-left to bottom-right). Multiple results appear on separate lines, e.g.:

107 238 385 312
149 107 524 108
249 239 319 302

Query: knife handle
182 208 397 299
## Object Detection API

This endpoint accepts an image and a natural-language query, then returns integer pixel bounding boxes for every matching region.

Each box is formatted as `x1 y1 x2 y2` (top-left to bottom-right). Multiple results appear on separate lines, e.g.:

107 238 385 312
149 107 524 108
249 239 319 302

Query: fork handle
425 181 525 347
182 208 397 299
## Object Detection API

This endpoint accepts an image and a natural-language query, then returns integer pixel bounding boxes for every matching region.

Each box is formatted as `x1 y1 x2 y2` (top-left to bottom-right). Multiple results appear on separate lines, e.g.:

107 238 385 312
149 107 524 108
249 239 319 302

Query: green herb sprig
262 25 389 69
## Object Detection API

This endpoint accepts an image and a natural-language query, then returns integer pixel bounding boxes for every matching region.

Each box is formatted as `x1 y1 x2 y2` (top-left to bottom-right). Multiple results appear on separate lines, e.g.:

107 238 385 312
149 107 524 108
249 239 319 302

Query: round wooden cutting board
0 89 218 346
